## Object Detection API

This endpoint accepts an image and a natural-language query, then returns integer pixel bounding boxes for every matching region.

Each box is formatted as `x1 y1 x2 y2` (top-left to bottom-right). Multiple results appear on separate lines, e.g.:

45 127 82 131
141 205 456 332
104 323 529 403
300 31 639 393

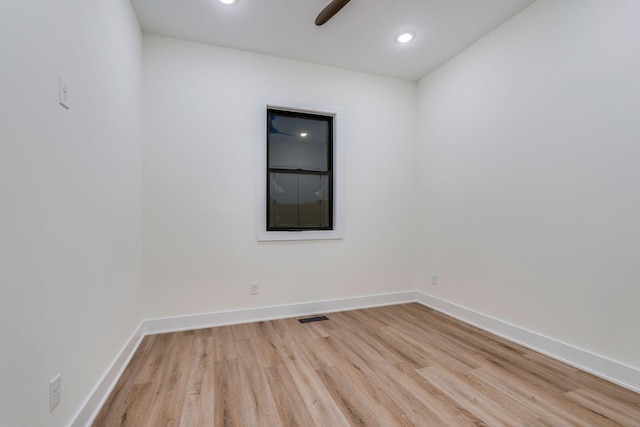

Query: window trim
257 98 344 241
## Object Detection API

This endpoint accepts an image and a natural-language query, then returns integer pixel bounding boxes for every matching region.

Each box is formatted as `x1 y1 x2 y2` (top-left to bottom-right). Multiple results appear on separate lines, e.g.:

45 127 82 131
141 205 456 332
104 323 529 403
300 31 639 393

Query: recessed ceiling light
219 0 237 4
395 32 415 44
300 132 308 137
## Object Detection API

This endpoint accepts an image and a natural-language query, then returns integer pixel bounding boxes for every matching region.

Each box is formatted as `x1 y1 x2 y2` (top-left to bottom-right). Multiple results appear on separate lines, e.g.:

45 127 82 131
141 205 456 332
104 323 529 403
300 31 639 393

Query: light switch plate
58 77 70 109
50 373 61 411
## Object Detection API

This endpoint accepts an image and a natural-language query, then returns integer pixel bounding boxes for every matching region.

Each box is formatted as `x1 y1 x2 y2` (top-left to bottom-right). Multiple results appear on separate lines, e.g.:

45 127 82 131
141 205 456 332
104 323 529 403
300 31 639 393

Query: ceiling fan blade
315 0 351 26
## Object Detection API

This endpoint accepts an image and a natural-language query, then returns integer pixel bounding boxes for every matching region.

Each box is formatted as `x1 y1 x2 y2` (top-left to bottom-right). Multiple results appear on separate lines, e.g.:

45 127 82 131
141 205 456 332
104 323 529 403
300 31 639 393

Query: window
267 109 333 230
257 99 343 242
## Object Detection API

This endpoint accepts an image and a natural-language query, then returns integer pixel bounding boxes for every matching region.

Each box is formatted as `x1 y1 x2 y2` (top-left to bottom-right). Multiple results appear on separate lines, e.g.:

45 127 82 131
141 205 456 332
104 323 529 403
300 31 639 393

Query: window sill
257 228 343 242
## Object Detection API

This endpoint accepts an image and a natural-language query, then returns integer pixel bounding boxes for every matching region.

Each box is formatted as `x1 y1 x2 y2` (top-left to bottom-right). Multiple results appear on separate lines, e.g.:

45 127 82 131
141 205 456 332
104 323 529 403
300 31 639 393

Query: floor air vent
298 315 329 324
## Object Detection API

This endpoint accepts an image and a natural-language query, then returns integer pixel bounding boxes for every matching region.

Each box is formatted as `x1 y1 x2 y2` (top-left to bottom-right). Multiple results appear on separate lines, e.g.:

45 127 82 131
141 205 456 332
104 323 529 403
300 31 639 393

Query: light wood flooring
93 303 640 426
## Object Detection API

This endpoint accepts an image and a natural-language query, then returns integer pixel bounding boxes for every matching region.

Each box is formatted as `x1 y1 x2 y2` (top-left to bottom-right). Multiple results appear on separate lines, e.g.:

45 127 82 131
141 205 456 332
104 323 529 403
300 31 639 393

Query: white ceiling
131 0 536 81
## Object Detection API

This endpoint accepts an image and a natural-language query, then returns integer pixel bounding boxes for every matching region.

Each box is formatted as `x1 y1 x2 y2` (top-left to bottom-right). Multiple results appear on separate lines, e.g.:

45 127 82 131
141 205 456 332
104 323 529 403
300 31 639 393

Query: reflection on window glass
268 115 329 171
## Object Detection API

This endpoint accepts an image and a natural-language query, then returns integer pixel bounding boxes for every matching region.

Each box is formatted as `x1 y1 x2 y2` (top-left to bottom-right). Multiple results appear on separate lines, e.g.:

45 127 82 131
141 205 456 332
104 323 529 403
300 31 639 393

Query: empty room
2 0 639 425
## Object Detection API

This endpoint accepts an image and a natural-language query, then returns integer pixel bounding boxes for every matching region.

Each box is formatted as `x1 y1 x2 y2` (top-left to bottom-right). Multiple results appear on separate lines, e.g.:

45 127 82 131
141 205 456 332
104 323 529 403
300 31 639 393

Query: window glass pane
269 173 329 229
298 174 329 228
268 114 329 171
269 173 298 204
269 173 298 228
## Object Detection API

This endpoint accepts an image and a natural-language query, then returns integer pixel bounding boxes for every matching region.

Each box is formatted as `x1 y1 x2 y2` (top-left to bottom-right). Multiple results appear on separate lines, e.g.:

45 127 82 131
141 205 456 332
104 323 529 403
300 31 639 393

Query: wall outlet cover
250 282 259 295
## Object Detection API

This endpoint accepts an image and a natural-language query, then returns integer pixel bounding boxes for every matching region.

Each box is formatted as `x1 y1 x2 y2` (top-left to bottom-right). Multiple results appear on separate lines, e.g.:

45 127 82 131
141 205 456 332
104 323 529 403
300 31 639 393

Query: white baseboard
70 322 145 427
416 291 640 393
144 291 417 335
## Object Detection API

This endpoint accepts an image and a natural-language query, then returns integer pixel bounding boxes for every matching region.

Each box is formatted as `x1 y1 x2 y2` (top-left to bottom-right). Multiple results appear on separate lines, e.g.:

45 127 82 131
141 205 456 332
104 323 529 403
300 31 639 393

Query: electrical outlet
431 273 438 286
250 282 259 295
50 374 61 412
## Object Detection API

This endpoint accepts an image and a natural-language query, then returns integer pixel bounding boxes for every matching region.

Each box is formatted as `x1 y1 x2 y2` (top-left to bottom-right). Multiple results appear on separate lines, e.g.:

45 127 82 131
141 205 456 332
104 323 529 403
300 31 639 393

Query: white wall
417 0 640 369
142 35 418 318
0 0 143 425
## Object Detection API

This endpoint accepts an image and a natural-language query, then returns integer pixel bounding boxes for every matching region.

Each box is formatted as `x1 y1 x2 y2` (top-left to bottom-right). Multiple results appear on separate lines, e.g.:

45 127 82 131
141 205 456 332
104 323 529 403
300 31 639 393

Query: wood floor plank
144 334 192 426
391 362 488 426
92 303 640 426
213 326 237 362
235 356 280 426
264 364 317 427
213 359 243 426
565 388 640 426
180 335 215 426
365 362 453 426
418 364 542 427
279 339 351 426
316 364 397 426
471 364 596 426
320 336 426 426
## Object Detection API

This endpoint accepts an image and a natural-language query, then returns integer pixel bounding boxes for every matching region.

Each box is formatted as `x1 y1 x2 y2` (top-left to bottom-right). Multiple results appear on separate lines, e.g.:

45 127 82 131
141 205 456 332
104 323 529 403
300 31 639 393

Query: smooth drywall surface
0 0 143 425
143 35 418 318
417 0 640 368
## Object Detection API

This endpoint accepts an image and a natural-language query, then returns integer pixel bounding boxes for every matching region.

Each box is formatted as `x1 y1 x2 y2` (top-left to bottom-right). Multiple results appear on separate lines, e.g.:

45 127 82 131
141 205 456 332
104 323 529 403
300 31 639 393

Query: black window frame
266 108 334 232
